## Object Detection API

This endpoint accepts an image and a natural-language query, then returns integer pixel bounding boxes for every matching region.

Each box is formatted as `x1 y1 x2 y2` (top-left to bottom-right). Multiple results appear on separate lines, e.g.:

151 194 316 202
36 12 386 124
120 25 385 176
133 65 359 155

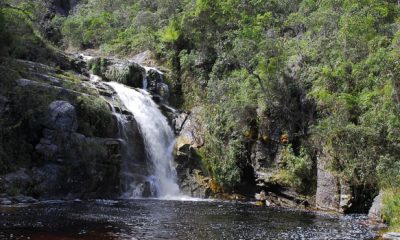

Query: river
0 199 377 239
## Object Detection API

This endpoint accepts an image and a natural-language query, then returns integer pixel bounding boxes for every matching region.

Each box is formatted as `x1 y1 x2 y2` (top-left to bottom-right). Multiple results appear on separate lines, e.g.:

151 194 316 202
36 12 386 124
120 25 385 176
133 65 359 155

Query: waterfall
106 82 181 199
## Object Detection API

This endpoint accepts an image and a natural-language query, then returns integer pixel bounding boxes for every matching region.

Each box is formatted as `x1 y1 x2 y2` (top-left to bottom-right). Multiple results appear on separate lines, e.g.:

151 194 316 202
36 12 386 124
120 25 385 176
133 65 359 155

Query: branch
0 3 34 21
242 65 274 106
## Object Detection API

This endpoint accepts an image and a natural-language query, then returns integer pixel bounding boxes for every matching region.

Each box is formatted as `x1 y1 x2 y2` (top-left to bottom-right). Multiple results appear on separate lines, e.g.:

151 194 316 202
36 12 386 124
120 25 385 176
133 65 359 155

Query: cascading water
106 81 181 199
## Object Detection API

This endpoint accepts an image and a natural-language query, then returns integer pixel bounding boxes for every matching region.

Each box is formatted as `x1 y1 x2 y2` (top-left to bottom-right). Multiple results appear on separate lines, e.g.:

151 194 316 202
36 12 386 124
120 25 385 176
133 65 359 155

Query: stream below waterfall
0 199 377 239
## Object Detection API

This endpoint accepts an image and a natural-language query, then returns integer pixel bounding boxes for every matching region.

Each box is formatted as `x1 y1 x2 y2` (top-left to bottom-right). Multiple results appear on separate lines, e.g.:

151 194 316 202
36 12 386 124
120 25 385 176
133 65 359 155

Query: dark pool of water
0 199 377 239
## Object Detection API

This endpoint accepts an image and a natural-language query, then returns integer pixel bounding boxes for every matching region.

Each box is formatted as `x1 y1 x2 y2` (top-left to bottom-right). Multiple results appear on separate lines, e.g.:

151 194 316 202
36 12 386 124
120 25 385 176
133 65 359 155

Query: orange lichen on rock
281 134 289 144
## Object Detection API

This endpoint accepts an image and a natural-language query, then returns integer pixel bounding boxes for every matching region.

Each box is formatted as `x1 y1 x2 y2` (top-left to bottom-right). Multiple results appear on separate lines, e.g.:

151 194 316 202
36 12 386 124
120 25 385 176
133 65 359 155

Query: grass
383 188 400 231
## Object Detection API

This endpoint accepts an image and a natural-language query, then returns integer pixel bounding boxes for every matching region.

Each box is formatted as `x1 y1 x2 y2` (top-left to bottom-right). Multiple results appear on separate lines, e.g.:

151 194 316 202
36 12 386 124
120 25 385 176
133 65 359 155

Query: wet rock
179 170 211 198
47 101 78 132
146 69 169 101
13 195 38 204
88 57 145 88
383 232 400 240
0 199 12 205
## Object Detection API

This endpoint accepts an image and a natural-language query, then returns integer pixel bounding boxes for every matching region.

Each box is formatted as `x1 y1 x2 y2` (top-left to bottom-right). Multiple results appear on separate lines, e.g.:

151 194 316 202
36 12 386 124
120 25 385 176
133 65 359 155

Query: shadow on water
0 199 377 240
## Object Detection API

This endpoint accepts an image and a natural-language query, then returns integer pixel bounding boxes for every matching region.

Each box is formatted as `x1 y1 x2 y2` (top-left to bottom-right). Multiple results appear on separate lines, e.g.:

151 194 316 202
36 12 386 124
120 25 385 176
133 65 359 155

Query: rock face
88 57 146 88
88 57 171 103
47 101 78 132
315 148 340 211
173 108 210 197
315 147 355 213
368 191 384 223
0 58 143 200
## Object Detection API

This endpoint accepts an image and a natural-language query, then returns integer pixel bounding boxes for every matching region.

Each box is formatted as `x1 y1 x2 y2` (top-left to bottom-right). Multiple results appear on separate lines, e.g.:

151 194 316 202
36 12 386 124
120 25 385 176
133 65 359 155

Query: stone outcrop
173 107 210 197
47 101 78 132
315 147 354 213
88 57 145 88
315 148 340 211
0 58 144 201
368 191 384 223
87 57 171 103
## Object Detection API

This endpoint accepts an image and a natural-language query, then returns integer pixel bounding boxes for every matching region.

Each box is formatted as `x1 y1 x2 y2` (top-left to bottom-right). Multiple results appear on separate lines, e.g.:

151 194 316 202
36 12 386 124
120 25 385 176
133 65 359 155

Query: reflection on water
0 199 377 239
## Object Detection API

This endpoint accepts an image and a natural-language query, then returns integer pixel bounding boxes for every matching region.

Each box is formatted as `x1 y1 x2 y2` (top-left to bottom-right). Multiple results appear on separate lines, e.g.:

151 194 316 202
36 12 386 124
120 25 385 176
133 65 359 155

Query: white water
106 82 181 199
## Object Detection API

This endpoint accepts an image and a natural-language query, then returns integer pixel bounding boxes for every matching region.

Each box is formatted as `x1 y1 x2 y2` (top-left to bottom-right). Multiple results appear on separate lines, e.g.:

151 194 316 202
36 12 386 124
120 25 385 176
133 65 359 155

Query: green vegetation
1 0 400 225
76 95 115 138
274 145 314 194
383 188 400 231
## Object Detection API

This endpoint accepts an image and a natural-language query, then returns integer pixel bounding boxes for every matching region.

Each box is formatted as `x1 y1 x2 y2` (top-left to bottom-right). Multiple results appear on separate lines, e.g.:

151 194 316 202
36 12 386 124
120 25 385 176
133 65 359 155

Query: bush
274 145 314 193
383 188 400 231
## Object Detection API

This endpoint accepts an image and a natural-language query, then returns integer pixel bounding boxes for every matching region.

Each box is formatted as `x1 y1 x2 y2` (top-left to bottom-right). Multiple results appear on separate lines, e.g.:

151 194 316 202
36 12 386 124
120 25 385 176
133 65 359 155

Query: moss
88 57 108 76
75 95 114 137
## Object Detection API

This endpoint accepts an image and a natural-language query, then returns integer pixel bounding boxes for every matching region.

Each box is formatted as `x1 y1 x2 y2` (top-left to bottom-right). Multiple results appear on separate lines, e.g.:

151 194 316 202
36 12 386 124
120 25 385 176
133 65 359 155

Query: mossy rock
88 57 145 88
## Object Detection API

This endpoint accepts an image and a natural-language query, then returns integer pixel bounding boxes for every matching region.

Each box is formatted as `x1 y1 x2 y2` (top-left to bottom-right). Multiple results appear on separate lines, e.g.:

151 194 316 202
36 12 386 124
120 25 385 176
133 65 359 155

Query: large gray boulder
316 148 340 211
315 147 355 213
368 191 384 222
88 57 146 88
47 100 78 132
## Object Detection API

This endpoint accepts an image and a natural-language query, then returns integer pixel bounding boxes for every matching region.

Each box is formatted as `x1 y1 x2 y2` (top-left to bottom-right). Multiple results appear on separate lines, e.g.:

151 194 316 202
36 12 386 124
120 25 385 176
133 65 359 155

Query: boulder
368 191 384 223
315 147 369 213
0 199 12 205
88 57 145 88
47 101 78 132
0 168 33 196
315 148 340 211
